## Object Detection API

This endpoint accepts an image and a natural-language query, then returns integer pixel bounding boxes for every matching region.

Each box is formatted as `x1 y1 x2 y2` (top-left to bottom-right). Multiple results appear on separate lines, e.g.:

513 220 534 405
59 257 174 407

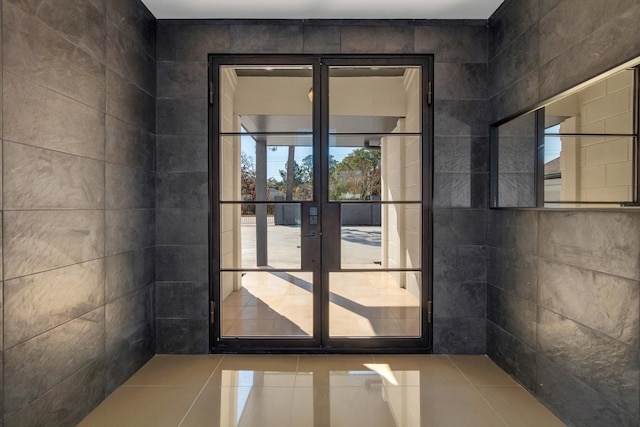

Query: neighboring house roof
545 157 561 176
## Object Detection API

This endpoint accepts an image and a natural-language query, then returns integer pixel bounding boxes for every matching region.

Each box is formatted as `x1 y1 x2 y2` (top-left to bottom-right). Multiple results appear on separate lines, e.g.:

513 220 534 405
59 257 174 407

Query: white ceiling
142 0 504 20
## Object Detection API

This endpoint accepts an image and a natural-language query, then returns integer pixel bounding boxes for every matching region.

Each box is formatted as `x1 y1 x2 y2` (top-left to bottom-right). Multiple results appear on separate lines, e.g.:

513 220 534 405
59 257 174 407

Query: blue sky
242 134 356 179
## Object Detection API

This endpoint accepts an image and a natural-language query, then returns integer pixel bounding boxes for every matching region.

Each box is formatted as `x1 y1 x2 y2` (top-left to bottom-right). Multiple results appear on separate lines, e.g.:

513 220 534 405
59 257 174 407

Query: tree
331 148 381 200
240 152 256 214
277 154 313 200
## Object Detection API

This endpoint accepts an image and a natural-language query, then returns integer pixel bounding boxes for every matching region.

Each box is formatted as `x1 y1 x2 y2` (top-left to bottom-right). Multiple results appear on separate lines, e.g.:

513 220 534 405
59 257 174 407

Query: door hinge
427 300 433 324
427 81 432 105
209 82 214 105
210 300 216 324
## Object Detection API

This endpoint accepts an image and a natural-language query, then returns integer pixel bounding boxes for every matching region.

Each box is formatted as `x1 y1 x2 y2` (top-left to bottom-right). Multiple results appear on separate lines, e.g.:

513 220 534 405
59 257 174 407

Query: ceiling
142 0 504 20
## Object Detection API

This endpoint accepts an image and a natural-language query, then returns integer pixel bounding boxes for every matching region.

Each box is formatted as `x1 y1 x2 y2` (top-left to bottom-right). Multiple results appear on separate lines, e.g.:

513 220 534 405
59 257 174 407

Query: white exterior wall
556 71 635 203
220 68 242 298
381 69 421 298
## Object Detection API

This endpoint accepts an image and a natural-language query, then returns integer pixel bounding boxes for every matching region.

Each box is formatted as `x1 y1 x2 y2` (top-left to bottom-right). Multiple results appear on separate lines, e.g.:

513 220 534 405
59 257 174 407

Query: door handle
300 232 319 237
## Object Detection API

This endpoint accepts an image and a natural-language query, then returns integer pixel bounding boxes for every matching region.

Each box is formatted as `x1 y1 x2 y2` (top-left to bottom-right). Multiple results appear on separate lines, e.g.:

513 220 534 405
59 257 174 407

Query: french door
209 55 433 352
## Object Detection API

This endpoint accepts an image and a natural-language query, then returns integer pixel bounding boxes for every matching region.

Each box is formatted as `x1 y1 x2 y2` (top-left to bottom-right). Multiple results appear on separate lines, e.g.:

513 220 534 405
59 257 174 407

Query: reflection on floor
79 354 566 427
222 270 420 337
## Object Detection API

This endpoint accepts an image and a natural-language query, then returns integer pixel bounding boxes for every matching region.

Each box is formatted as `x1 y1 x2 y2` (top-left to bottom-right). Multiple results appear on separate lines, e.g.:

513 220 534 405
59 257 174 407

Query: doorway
209 55 433 352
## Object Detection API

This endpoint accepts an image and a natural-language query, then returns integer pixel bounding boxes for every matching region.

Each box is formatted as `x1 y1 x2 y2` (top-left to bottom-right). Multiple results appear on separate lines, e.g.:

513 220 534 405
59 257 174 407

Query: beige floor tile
181 386 296 427
477 386 566 427
297 355 376 386
328 386 401 427
79 354 568 427
77 386 201 427
288 387 321 426
420 385 508 427
448 355 518 386
207 355 298 386
373 355 472 386
125 355 223 386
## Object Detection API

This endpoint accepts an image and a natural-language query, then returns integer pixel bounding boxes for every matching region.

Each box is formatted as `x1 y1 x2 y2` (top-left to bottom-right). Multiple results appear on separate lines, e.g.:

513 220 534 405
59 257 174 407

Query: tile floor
79 354 566 427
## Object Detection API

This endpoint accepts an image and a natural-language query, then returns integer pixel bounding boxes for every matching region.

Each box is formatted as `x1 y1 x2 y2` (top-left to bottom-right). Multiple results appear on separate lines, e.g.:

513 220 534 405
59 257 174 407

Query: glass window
492 67 638 207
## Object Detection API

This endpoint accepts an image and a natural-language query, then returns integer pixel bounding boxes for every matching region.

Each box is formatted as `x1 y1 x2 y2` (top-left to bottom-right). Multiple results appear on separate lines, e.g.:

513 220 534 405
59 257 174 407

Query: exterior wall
488 0 640 425
156 19 489 354
1 0 156 425
382 69 421 295
572 72 634 201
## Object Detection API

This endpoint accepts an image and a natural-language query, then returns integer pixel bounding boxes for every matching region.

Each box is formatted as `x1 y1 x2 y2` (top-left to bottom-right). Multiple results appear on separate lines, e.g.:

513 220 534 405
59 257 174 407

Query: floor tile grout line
177 354 227 427
446 355 511 427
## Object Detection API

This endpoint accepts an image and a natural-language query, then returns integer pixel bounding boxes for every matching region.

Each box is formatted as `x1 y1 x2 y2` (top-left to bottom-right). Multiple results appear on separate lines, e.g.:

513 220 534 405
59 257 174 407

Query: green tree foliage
242 147 381 205
240 152 256 214
330 148 381 200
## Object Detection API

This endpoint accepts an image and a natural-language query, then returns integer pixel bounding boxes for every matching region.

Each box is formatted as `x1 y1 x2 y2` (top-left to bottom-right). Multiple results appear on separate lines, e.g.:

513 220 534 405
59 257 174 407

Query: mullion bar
543 133 635 137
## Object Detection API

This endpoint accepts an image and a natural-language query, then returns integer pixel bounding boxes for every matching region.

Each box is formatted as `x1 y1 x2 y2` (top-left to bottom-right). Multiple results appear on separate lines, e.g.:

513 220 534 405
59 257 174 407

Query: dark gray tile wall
488 1 640 425
1 0 156 425
155 19 490 354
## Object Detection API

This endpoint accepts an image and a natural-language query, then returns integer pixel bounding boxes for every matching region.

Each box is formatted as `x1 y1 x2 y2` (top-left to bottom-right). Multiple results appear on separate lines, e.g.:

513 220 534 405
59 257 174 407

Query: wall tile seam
487 71 539 106
431 58 488 65
486 282 537 303
2 208 110 214
105 114 157 138
1 138 108 164
105 116 155 140
9 4 110 67
535 352 640 422
435 96 489 101
433 316 487 321
106 18 157 62
102 0 109 399
105 64 157 100
155 244 208 248
154 132 207 138
2 251 108 281
3 68 109 118
537 257 640 283
486 319 537 352
3 298 109 351
486 19 538 64
155 316 208 320
537 304 640 351
105 17 156 58
536 6 640 71
3 351 107 420
103 207 156 213
104 160 156 174
156 95 208 101
536 255 640 283
154 281 208 285
486 0 539 62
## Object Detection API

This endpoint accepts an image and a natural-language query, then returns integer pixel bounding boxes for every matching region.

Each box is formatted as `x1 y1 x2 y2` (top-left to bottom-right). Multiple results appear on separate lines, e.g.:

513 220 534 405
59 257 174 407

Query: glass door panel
328 66 422 134
219 65 313 133
221 271 314 337
212 56 430 350
329 271 421 337
220 134 314 202
216 62 318 341
341 203 421 270
326 63 424 341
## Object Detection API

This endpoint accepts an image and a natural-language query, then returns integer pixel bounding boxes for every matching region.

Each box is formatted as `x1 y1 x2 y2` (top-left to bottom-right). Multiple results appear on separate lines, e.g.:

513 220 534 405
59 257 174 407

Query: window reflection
210 365 421 427
543 69 636 205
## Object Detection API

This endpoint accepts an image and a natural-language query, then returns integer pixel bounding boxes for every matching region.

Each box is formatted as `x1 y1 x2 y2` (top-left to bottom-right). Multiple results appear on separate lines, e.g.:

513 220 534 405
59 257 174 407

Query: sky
242 134 356 179
544 124 562 163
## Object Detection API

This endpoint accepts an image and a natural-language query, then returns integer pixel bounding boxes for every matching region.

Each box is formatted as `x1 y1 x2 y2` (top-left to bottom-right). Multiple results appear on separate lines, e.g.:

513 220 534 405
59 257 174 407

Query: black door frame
208 54 434 353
